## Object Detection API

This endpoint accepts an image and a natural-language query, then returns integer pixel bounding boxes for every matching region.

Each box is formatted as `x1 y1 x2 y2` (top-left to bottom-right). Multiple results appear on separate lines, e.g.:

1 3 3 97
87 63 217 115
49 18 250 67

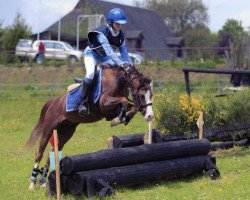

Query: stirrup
78 101 89 115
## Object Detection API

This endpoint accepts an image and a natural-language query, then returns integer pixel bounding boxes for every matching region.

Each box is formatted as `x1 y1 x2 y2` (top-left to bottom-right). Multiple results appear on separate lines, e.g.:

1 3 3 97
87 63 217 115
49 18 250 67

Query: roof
36 30 86 42
126 31 143 39
46 8 83 36
166 37 184 46
45 0 174 60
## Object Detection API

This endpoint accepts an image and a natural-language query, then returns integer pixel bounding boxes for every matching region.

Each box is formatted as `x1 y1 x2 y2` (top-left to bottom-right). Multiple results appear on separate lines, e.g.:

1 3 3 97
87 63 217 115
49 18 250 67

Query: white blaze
144 90 154 121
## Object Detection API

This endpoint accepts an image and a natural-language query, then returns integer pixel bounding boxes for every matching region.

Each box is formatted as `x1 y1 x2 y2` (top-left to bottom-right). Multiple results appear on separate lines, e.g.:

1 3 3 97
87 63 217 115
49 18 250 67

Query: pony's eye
140 94 145 98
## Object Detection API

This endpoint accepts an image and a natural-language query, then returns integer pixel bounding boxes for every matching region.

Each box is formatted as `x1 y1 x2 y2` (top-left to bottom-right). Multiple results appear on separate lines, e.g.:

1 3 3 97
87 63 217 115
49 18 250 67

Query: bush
222 89 250 125
153 86 243 134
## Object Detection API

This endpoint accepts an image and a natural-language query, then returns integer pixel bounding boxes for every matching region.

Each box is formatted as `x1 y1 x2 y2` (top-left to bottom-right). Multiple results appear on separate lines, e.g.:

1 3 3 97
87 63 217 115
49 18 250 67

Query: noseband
133 93 153 115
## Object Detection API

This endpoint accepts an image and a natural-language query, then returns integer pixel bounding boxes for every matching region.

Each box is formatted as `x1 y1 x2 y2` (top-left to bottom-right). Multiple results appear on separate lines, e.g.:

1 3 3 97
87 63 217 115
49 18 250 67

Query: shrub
154 87 228 134
222 89 250 126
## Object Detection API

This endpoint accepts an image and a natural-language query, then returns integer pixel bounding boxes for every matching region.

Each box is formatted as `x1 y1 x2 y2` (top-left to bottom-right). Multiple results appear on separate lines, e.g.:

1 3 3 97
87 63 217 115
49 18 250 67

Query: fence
0 80 170 99
183 68 250 95
0 47 228 66
0 77 239 99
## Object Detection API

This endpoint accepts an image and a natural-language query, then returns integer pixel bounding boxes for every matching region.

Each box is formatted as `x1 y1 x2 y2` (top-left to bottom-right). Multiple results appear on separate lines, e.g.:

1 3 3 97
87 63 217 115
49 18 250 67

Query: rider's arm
97 33 124 66
119 43 132 65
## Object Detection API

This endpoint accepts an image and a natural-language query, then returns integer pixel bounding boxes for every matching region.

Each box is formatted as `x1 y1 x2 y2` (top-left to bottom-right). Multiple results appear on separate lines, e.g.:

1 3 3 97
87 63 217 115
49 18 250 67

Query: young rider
79 8 132 115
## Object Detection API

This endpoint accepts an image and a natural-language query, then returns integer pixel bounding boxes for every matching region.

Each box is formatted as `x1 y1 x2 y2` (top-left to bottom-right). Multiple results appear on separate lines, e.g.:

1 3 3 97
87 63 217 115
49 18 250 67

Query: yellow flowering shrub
178 93 202 124
154 87 226 135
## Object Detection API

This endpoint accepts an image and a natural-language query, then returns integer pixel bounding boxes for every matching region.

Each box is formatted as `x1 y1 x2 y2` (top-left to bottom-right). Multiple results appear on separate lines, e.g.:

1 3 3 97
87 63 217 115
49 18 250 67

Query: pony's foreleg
111 106 127 127
124 111 136 125
111 103 137 126
102 96 129 127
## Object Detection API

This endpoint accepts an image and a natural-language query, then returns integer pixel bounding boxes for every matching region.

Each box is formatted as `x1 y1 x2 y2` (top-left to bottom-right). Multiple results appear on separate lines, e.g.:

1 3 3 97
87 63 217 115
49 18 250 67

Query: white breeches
84 56 115 80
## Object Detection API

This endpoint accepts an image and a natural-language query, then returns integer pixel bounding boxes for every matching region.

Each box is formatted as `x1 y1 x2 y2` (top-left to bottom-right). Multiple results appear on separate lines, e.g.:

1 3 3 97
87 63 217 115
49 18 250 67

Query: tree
218 19 245 40
144 0 213 60
217 19 248 68
0 12 31 51
0 20 3 50
183 24 216 59
145 0 208 36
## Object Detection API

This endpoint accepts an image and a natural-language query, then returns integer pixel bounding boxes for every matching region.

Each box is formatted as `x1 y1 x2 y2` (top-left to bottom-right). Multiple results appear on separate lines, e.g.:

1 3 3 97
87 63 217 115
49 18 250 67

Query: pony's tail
24 99 53 148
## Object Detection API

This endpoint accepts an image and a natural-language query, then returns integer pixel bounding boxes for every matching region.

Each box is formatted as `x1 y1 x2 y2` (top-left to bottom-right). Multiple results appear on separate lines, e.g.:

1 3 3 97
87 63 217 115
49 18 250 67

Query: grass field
0 96 249 200
1 62 250 200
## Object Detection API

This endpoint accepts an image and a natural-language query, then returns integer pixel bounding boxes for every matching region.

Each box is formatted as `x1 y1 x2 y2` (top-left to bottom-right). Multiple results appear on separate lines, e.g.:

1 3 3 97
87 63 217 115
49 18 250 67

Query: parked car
116 52 144 65
15 39 33 62
128 52 144 65
15 39 83 63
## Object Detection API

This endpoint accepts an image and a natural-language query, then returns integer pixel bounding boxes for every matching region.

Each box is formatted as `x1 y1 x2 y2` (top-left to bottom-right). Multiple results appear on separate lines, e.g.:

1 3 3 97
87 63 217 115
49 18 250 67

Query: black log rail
110 124 250 149
182 67 250 95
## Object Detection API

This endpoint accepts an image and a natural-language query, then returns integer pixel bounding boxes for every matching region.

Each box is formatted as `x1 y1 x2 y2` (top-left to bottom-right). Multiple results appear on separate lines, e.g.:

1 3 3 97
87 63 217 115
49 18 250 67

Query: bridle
100 66 153 115
132 92 153 115
126 67 153 115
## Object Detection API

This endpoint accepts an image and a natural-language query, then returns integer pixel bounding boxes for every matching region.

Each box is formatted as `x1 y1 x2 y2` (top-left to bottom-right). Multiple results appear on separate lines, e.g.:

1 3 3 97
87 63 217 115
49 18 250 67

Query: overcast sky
1 0 250 33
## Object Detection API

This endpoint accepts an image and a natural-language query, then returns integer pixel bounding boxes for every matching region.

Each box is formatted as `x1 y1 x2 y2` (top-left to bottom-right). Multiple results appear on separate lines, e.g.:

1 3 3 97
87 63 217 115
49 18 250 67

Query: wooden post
53 130 61 200
183 71 190 95
148 121 152 144
107 137 114 149
198 112 204 139
148 81 153 144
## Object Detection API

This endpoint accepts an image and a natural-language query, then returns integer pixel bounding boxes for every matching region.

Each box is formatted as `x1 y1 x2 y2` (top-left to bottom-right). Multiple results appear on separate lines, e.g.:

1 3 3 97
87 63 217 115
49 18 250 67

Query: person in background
230 65 241 87
242 63 250 86
78 8 132 115
38 42 45 63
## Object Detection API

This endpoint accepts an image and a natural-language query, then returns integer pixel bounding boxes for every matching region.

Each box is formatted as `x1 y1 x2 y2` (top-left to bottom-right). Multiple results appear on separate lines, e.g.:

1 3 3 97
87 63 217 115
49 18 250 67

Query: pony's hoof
111 118 121 127
38 177 46 185
29 182 36 191
40 182 47 188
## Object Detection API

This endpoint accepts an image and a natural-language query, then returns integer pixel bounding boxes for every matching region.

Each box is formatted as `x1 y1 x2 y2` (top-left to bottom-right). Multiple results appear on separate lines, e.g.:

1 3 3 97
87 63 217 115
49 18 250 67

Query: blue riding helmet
107 8 127 24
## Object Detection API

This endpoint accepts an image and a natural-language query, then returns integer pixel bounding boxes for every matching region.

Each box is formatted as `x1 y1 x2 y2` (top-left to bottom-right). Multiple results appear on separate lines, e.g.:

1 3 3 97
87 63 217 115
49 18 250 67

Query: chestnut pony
25 65 154 190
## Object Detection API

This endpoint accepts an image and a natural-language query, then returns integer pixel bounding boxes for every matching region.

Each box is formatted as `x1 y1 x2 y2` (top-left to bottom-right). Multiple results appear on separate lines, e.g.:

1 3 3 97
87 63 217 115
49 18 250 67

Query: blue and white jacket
84 25 132 66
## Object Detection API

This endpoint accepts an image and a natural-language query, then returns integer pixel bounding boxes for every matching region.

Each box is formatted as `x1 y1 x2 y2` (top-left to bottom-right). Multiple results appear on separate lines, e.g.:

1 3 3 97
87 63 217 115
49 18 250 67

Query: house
31 30 86 48
166 37 185 58
33 0 184 61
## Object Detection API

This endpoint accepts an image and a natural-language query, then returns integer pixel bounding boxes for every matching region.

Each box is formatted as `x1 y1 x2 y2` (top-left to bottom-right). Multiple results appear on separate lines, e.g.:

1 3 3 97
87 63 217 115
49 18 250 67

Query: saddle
66 69 102 113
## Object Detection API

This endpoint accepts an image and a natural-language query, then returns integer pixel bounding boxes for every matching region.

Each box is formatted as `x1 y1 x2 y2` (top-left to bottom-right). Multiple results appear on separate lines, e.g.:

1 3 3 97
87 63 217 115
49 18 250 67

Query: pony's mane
101 64 118 69
100 64 151 84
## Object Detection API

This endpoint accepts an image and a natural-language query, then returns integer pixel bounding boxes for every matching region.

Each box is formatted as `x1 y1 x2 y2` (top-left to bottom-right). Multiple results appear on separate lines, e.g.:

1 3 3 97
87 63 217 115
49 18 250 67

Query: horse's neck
102 67 128 93
102 67 119 82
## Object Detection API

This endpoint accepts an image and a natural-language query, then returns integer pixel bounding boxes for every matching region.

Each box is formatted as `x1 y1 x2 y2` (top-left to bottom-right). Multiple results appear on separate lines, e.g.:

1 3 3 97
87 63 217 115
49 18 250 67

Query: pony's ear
144 76 152 84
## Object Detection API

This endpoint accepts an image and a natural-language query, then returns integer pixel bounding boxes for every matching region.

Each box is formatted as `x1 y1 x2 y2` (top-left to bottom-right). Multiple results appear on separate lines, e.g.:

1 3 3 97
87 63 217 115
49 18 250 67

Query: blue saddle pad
66 68 102 112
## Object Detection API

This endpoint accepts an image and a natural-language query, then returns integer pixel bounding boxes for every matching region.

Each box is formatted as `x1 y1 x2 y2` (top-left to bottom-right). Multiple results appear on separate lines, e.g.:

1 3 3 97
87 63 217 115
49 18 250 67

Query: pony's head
127 66 154 121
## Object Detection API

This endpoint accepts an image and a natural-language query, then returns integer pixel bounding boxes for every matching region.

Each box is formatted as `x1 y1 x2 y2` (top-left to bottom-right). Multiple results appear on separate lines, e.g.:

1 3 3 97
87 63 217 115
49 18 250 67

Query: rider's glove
121 63 132 74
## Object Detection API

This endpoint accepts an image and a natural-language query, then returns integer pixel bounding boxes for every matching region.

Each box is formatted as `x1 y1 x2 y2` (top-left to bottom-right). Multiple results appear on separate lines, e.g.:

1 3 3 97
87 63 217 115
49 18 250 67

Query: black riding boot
78 80 90 115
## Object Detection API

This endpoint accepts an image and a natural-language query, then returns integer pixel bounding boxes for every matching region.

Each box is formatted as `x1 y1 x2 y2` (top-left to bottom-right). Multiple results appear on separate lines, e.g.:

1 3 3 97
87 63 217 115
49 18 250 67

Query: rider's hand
121 63 132 74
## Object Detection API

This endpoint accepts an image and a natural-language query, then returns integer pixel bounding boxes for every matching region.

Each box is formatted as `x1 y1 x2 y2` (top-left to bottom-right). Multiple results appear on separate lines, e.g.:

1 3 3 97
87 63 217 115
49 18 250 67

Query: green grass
0 96 249 200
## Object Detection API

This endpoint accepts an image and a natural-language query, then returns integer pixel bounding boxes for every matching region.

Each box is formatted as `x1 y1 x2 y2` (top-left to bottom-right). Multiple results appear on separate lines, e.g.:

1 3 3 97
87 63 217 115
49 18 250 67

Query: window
44 42 54 48
55 43 64 49
18 40 32 47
